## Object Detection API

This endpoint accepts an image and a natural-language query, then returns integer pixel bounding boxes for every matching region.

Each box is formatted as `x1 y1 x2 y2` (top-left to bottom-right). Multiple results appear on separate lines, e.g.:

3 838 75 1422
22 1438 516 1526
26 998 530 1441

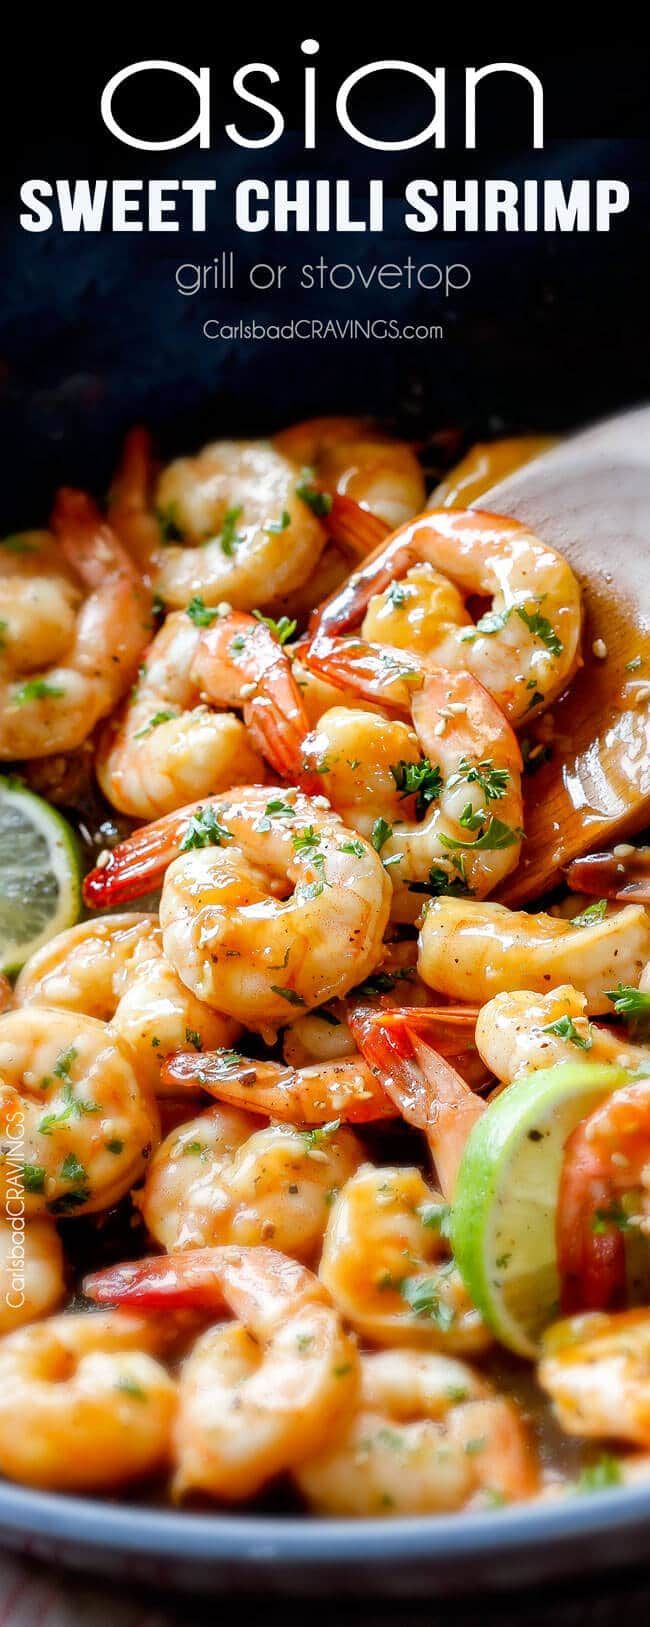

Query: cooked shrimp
418 898 650 1015
557 1075 650 1313
152 439 327 610
428 436 556 510
0 1218 65 1333
162 1048 395 1124
0 493 151 758
300 669 524 921
0 1310 176 1490
305 508 582 724
15 914 240 1094
220 622 524 921
85 1245 359 1501
85 788 392 1027
96 610 264 818
138 1106 362 1259
0 1008 160 1216
296 1348 537 1514
319 1164 489 1353
539 1310 650 1448
475 986 650 1083
107 425 163 578
350 1008 485 1199
273 416 426 531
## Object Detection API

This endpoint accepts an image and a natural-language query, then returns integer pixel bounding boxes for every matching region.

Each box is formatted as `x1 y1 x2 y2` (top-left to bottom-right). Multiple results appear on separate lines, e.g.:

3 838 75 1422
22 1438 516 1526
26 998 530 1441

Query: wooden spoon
474 406 650 905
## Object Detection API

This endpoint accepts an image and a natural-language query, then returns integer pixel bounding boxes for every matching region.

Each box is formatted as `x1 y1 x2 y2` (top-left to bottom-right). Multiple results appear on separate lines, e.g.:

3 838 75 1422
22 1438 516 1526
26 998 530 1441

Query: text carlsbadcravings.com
18 52 631 236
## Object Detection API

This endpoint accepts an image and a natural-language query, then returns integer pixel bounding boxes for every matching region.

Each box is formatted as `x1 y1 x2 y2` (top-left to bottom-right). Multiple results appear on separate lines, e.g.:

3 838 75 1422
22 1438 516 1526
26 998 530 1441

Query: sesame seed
592 638 608 660
240 682 256 699
613 843 635 858
96 849 111 869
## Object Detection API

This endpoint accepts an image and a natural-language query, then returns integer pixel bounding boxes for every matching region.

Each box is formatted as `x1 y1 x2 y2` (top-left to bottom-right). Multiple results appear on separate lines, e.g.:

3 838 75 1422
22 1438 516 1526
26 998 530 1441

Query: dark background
1 33 649 527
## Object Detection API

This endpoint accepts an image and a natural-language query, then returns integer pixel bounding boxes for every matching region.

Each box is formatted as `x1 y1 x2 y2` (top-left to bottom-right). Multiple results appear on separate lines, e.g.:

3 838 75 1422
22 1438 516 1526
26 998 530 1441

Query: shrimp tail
350 1007 485 1197
84 1250 229 1311
556 1123 627 1313
191 611 317 786
326 494 391 557
160 1049 395 1123
83 801 206 908
51 489 140 589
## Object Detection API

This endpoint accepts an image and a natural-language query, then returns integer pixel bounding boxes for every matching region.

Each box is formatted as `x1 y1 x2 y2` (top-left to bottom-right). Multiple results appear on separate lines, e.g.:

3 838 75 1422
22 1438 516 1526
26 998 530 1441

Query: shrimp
351 1007 486 1200
0 1218 65 1333
557 1076 650 1313
305 507 582 724
418 898 650 1015
96 609 265 818
85 1245 359 1501
161 1049 396 1125
296 1348 537 1515
0 493 151 759
0 1008 160 1216
427 436 556 510
138 1106 363 1259
319 1164 489 1353
107 425 163 579
273 416 426 531
15 914 240 1094
217 620 524 922
300 669 524 921
152 439 327 611
539 1311 650 1448
475 986 650 1084
84 787 392 1028
0 1310 177 1490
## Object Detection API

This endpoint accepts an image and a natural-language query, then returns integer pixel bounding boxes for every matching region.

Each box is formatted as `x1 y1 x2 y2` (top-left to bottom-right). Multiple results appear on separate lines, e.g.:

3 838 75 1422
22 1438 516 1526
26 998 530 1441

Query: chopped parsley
339 838 365 859
296 470 333 517
387 581 410 608
353 967 415 999
218 505 244 556
254 797 295 831
180 806 232 851
401 1274 455 1331
13 679 64 704
115 1376 148 1401
134 709 177 739
408 862 472 899
605 984 650 1035
371 817 393 853
575 1455 622 1494
301 1120 341 1147
570 899 608 928
461 600 562 658
156 504 183 543
541 1015 593 1050
439 810 522 855
22 1164 46 1194
390 758 443 817
447 757 510 802
270 986 306 1006
418 1200 452 1238
186 595 220 627
592 1201 633 1235
252 610 297 645
184 1028 203 1052
263 510 291 535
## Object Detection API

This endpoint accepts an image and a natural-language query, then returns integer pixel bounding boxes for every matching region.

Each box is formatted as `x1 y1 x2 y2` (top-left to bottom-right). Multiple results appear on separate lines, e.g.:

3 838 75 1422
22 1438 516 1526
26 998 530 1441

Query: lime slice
0 778 82 974
450 1060 632 1358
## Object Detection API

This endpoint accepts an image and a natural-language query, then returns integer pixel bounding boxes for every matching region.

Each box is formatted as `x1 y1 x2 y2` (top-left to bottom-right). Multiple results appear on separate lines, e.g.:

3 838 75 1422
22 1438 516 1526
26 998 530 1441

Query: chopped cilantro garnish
447 757 510 802
605 984 650 1034
134 709 177 739
252 610 297 645
186 595 220 627
22 1164 46 1194
296 470 333 517
571 899 608 928
390 758 443 818
218 506 244 556
401 1274 455 1331
263 510 291 535
541 1015 592 1050
14 679 64 704
439 813 522 855
270 986 306 1006
371 818 393 853
180 806 232 851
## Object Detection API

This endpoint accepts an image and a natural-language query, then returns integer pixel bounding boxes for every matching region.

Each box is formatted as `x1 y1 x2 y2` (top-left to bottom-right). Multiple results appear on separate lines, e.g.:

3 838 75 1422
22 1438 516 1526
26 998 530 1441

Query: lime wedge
450 1060 632 1358
0 778 82 974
